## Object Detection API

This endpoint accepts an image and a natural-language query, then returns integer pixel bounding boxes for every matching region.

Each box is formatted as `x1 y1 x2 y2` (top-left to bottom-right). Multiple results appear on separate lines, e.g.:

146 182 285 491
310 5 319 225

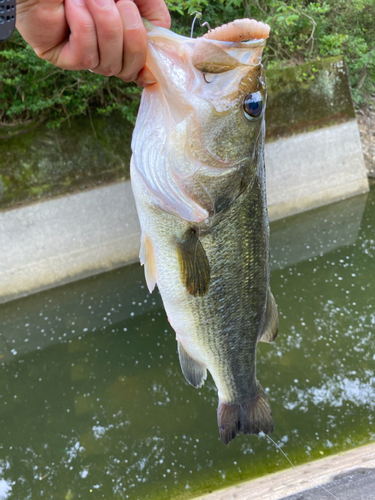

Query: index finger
16 0 67 54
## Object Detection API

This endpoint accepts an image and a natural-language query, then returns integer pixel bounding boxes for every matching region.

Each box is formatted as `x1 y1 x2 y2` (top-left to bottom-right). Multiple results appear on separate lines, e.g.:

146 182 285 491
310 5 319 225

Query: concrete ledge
192 443 375 500
266 121 368 220
0 182 140 303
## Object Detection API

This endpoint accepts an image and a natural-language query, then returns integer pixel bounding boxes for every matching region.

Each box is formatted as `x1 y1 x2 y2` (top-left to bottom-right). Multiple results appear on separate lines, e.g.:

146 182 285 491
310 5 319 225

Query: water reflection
0 188 374 499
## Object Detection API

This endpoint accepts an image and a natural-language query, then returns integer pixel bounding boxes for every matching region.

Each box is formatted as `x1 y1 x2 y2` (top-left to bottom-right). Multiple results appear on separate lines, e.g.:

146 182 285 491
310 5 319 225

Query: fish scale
196 178 268 401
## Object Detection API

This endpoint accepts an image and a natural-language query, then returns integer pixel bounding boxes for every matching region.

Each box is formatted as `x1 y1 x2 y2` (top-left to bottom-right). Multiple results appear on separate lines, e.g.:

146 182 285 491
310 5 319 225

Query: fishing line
190 11 211 38
264 434 340 500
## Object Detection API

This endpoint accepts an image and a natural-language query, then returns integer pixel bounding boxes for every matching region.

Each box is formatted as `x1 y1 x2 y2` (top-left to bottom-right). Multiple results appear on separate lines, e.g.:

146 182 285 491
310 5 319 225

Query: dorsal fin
259 288 279 343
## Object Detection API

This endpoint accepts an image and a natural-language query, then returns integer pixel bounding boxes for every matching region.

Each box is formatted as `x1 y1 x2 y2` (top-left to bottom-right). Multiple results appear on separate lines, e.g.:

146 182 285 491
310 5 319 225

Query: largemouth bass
131 18 278 444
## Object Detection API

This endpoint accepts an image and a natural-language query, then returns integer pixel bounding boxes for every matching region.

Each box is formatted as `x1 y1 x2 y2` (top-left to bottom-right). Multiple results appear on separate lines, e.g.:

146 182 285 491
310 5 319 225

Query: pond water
0 187 374 500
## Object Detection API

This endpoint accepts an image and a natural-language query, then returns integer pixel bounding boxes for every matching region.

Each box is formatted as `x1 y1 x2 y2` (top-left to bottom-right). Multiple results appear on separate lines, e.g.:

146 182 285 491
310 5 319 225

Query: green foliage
243 0 375 105
0 31 142 131
166 0 209 16
0 0 374 132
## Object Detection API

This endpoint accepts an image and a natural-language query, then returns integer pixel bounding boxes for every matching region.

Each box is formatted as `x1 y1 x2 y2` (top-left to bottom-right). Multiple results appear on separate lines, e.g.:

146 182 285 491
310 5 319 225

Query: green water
0 188 374 500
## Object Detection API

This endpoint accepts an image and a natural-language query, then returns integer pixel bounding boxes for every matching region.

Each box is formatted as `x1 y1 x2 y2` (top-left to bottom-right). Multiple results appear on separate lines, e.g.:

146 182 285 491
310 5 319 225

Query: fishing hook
190 11 211 38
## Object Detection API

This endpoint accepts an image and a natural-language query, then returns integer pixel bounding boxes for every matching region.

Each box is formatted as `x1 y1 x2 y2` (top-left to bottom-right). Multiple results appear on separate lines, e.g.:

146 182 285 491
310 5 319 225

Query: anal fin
259 288 279 343
176 228 210 297
178 341 207 389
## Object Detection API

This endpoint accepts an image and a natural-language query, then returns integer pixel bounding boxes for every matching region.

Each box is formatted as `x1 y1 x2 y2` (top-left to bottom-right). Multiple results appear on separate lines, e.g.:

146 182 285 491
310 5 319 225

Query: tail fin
217 384 274 445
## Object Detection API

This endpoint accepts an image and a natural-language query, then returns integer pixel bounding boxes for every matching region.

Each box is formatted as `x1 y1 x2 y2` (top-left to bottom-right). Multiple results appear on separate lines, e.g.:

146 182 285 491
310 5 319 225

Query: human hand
16 0 170 86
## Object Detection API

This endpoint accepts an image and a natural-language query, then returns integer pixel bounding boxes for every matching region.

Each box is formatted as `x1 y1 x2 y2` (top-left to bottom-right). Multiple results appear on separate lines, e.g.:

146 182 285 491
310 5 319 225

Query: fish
130 18 278 445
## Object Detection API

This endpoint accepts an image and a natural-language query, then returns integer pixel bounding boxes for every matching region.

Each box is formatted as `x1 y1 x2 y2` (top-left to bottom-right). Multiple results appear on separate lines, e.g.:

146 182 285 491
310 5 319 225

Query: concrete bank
0 189 368 357
266 120 368 221
192 442 375 500
0 182 140 303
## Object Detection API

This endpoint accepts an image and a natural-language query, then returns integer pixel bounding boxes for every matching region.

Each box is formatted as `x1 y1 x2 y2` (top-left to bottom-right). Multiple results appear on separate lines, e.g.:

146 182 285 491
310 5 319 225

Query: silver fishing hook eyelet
190 11 211 38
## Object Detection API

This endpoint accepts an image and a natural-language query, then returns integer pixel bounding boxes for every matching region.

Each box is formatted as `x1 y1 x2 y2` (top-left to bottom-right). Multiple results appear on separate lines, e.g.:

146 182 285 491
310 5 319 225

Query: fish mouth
143 18 269 87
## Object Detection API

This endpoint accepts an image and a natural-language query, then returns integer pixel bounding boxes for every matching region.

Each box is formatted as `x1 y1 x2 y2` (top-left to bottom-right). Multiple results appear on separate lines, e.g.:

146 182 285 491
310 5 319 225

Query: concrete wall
0 182 140 303
266 120 368 220
193 443 375 500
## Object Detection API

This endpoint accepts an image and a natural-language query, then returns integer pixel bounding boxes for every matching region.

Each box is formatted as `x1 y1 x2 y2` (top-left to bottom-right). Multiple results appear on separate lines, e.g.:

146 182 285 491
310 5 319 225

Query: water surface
0 188 374 500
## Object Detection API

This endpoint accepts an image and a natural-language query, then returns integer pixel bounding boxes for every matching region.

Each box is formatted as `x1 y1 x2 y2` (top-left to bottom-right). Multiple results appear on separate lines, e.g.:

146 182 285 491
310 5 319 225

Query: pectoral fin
178 341 207 388
139 232 157 293
259 288 279 343
176 228 210 297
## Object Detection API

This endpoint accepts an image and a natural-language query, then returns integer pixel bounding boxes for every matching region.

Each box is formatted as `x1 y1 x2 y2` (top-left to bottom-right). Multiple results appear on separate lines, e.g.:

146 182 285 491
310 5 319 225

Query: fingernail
142 80 157 88
120 2 141 29
142 68 156 85
93 0 112 8
136 67 157 87
72 0 85 6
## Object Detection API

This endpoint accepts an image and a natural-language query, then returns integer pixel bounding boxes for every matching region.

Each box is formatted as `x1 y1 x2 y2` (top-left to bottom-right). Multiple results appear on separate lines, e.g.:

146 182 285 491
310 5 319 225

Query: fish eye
243 92 263 121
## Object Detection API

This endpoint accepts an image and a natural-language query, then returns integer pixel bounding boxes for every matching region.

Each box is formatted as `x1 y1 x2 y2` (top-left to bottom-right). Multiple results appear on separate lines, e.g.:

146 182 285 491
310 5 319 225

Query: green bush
0 32 142 133
243 0 375 105
0 0 374 133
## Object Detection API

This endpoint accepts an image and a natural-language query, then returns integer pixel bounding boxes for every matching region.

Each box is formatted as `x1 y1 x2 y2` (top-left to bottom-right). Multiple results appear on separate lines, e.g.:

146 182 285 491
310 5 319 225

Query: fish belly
131 160 209 366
